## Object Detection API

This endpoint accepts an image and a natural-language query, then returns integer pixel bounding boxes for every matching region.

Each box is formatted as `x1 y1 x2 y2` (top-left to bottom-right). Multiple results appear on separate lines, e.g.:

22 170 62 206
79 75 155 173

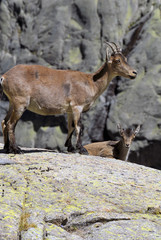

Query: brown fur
1 44 137 154
84 125 140 161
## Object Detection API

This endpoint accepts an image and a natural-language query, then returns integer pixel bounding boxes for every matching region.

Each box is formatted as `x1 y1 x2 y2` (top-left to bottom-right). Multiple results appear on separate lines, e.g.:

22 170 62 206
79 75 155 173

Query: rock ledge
0 143 161 239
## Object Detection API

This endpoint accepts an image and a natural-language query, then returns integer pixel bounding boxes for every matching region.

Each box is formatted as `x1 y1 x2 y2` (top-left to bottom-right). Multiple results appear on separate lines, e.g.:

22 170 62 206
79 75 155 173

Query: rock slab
0 144 161 239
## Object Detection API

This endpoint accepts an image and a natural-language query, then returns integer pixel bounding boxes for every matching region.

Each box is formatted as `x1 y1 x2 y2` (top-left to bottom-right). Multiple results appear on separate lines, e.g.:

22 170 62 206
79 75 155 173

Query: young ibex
84 124 140 161
0 42 137 154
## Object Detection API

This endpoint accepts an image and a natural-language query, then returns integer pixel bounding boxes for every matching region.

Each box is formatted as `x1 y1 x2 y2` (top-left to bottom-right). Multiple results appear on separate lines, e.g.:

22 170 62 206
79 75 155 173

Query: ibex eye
116 59 120 63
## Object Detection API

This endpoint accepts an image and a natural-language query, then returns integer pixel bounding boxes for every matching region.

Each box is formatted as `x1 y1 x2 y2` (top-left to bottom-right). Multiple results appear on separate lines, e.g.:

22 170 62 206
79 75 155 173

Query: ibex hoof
79 146 89 155
67 146 76 153
5 146 23 154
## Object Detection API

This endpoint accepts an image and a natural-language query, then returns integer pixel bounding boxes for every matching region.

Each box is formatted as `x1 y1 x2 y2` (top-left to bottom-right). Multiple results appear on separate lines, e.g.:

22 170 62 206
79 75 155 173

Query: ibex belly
28 97 70 115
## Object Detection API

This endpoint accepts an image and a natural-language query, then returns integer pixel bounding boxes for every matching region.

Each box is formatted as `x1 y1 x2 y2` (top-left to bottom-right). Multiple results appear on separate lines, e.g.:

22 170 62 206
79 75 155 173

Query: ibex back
0 42 137 154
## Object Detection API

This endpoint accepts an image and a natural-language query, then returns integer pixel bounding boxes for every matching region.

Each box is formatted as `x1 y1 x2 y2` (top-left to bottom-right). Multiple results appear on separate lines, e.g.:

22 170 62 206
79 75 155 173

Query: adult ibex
0 42 137 154
84 124 140 161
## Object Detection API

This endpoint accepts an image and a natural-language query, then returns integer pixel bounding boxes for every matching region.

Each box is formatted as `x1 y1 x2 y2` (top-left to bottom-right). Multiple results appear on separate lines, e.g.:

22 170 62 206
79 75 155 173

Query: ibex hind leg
5 102 27 154
1 103 13 152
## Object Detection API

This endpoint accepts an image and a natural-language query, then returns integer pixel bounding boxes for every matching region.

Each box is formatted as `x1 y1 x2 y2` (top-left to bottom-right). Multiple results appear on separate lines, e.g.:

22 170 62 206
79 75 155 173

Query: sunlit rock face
0 143 161 239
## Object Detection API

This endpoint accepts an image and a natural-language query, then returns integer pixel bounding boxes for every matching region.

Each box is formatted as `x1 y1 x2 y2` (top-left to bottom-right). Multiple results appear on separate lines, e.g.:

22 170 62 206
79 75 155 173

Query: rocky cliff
0 0 161 169
0 143 161 239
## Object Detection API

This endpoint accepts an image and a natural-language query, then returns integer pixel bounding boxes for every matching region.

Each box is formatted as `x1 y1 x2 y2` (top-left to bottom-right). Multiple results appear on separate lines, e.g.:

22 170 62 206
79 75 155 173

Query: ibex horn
105 41 117 54
110 42 122 53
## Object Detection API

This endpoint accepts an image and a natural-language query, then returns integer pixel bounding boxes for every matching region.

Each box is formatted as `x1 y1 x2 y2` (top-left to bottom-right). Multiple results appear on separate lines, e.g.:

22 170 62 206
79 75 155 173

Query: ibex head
105 42 137 79
117 124 140 148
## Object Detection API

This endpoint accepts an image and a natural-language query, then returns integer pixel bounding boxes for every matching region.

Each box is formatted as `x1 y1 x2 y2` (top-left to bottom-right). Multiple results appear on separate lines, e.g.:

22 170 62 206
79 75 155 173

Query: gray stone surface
0 143 161 239
0 1 161 169
106 7 161 169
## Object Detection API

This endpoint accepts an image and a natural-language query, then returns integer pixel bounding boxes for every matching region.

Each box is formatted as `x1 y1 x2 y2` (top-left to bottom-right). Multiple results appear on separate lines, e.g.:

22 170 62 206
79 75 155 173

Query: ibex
84 124 140 161
0 42 137 154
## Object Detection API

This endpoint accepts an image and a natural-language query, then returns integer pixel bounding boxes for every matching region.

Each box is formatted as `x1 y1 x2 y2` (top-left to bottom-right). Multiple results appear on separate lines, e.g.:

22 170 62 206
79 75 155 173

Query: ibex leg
72 106 88 155
5 101 26 154
65 113 75 152
1 103 13 152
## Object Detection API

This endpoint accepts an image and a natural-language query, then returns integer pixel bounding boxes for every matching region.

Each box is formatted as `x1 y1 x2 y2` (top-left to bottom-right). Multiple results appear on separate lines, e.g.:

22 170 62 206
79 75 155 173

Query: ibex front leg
65 113 75 152
72 106 88 155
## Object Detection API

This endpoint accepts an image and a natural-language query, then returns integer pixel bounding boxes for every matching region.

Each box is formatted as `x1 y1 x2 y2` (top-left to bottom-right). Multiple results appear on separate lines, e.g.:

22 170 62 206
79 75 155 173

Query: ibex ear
117 123 124 136
134 125 140 136
106 47 112 63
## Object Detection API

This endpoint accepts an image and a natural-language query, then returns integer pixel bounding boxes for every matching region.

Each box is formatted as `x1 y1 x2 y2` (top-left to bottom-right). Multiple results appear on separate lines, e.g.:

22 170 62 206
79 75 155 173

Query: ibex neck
114 140 130 161
92 62 113 96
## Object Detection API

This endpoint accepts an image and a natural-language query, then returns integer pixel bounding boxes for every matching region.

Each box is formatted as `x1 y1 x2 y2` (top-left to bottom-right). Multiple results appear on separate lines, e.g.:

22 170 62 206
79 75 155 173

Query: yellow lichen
69 47 82 65
70 19 82 30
